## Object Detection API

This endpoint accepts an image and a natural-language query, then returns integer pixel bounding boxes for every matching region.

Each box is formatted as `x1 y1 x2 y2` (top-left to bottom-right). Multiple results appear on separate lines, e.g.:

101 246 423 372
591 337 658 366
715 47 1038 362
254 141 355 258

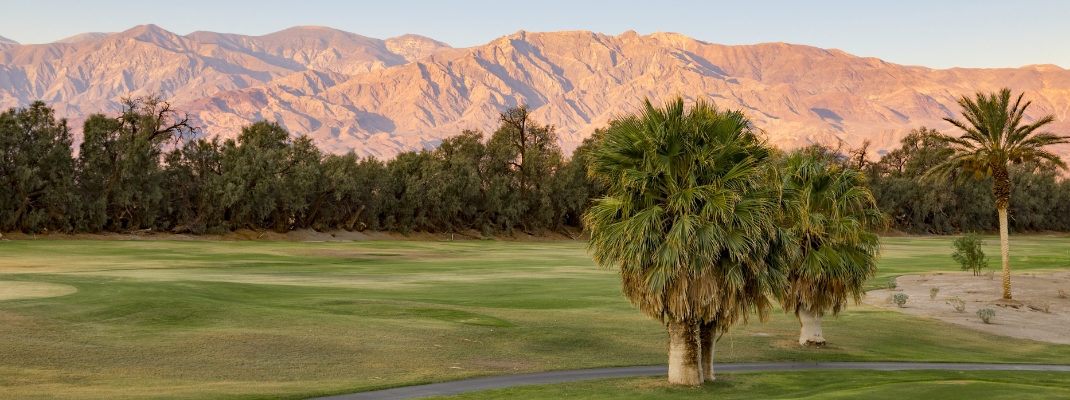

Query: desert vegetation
952 233 989 276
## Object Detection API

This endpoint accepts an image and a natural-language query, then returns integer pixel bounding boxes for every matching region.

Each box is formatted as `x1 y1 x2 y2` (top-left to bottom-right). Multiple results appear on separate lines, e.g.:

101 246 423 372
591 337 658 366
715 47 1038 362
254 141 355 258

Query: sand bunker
867 271 1070 345
0 281 78 301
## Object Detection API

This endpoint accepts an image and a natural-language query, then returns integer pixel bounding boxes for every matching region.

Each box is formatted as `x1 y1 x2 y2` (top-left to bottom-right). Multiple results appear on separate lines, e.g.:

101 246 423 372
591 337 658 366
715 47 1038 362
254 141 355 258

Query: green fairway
434 370 1070 399
0 235 1068 399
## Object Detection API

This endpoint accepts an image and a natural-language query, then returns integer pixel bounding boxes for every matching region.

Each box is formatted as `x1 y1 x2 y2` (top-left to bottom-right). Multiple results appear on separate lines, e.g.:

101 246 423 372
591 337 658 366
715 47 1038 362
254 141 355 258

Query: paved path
313 362 1070 400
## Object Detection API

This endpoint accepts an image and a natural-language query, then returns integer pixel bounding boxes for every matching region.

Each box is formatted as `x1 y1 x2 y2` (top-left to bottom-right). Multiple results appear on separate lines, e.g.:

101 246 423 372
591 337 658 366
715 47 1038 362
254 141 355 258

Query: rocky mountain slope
0 35 18 51
1 26 1068 159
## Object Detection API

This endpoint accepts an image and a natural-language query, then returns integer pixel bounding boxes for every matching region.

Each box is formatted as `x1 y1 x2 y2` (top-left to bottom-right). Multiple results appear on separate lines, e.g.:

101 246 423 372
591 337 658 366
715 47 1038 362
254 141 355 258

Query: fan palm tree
777 149 883 346
584 97 785 385
929 89 1069 300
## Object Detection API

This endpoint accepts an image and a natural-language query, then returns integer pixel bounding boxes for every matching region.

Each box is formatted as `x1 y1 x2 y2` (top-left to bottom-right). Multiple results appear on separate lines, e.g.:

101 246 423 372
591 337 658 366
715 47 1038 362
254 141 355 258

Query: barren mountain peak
385 34 451 62
1025 64 1064 71
0 34 17 44
53 32 115 44
114 24 185 45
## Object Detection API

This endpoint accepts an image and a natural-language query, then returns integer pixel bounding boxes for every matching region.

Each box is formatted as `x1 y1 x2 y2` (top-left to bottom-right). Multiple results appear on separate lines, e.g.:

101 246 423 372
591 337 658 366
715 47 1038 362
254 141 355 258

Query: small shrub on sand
892 293 909 308
887 281 898 290
1059 290 1067 299
976 308 995 324
930 287 940 300
952 233 988 276
946 297 966 312
1026 303 1051 313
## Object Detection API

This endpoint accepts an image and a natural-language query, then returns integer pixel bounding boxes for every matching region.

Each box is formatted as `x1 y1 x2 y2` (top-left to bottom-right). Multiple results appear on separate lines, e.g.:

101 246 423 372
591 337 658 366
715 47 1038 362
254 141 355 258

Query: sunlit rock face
2 26 1068 159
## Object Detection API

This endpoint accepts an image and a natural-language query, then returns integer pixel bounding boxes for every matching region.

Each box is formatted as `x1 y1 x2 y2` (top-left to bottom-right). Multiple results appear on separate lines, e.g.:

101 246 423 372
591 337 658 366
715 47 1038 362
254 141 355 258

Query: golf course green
0 235 1068 399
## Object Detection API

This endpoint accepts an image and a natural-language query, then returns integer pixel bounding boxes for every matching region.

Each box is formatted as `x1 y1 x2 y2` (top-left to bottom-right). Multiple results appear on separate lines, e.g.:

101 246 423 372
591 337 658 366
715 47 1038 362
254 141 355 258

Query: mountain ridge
1 25 1068 159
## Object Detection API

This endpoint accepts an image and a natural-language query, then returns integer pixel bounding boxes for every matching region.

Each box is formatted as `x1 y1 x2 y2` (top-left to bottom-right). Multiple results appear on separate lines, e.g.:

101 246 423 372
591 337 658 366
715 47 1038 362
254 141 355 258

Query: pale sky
1 0 1068 69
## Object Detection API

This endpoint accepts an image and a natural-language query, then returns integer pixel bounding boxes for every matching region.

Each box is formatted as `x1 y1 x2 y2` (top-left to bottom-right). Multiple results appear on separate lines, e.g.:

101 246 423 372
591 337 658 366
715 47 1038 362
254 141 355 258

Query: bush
930 287 940 300
946 297 966 312
886 281 898 290
892 293 909 307
952 233 988 276
1059 289 1067 299
976 308 995 324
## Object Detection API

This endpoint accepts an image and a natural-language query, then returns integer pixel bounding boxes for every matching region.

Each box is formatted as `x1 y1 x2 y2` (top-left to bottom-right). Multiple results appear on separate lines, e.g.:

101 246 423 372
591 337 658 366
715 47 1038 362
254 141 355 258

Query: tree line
857 127 1070 234
2 96 1069 237
0 97 602 236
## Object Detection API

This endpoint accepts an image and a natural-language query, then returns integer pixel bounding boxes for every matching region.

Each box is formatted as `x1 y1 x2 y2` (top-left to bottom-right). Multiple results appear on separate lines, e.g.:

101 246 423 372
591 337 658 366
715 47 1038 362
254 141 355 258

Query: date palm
929 89 1069 300
777 150 882 346
584 97 785 385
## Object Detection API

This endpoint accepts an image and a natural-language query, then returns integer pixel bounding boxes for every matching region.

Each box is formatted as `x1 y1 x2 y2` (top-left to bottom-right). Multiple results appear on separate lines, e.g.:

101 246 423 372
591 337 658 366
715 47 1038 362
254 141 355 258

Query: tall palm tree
584 97 785 385
777 149 883 346
929 89 1069 300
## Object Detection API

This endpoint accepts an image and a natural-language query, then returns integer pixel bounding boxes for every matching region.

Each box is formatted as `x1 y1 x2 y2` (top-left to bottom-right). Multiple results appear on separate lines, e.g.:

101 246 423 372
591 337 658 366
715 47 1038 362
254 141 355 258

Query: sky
1 0 1068 69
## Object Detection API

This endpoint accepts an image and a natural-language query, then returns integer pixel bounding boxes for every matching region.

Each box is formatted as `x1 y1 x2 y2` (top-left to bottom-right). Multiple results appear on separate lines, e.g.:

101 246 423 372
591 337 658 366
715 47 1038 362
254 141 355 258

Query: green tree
431 130 489 232
777 149 883 346
951 233 988 276
76 96 194 232
301 152 375 231
585 97 784 385
486 105 563 233
217 121 321 233
0 102 76 233
161 137 225 233
928 89 1069 300
548 129 607 233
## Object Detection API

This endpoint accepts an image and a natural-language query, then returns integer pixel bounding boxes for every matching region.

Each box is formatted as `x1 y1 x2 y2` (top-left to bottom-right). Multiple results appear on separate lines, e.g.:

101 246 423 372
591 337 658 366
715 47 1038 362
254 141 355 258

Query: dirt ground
867 271 1070 345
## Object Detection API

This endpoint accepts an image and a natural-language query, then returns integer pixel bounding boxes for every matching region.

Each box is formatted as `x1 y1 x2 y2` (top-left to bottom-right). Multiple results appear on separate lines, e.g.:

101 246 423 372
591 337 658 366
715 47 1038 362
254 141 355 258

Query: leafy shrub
930 287 940 300
886 281 898 290
976 308 995 323
946 297 966 312
892 293 909 307
952 233 988 276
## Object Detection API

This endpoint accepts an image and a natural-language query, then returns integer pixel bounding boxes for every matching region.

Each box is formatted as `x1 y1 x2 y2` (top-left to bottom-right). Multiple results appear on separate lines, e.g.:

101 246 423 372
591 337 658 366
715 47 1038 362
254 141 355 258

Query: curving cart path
312 362 1070 400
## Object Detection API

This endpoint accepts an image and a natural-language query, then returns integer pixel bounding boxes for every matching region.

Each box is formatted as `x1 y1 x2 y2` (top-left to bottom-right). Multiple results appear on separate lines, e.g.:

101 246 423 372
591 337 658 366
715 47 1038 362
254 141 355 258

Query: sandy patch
866 271 1070 345
0 281 77 301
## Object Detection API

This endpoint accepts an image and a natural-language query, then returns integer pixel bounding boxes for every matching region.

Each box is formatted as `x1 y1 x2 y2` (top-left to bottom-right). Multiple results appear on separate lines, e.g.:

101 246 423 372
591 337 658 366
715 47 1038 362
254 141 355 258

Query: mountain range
1 25 1068 159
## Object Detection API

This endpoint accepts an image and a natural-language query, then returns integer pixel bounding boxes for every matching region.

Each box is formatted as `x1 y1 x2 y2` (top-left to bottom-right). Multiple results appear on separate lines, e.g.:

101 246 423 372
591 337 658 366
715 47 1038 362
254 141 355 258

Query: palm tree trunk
998 206 1012 300
699 320 716 381
797 307 826 346
667 320 702 386
993 167 1012 300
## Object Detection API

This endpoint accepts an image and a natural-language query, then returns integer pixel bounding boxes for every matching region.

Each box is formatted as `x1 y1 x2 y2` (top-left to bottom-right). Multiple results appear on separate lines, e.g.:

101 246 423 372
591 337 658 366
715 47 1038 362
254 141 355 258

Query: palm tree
584 97 785 385
777 149 883 346
929 89 1069 300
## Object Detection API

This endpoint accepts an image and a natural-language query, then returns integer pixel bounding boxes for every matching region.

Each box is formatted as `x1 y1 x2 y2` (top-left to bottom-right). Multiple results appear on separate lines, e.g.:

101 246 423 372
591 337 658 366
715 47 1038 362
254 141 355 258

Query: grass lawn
434 370 1070 399
0 235 1068 399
